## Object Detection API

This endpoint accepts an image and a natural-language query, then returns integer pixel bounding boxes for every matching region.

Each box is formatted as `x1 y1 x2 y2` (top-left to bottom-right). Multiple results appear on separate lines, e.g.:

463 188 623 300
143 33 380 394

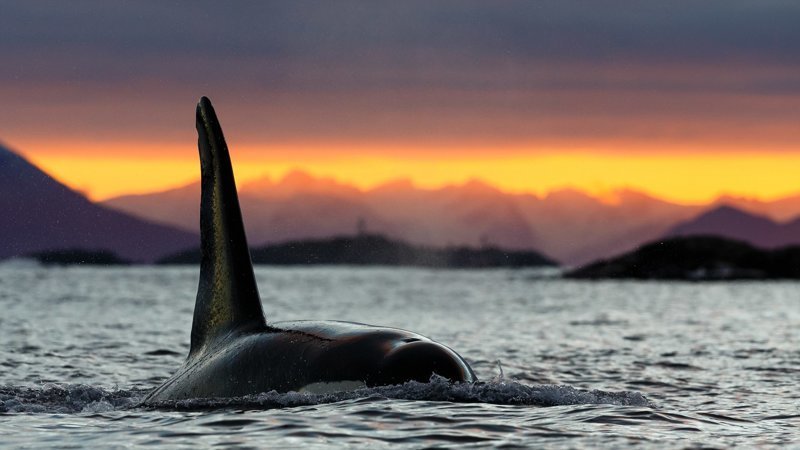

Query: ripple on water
0 377 650 414
0 267 798 447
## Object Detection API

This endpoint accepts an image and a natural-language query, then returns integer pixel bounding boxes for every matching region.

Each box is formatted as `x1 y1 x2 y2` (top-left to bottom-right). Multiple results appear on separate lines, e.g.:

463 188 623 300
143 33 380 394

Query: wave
1 377 650 414
0 384 146 414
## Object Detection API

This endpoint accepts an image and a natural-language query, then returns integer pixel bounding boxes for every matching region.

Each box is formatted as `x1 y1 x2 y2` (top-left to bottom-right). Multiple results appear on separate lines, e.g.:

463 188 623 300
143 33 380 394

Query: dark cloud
1 1 799 151
3 1 800 82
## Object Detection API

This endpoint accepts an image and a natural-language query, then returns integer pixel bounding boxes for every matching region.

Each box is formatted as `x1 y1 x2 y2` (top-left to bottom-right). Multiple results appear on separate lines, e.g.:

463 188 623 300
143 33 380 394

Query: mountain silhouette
18 140 800 266
105 170 705 264
106 173 543 251
363 178 542 252
514 188 699 265
712 194 800 222
0 144 197 262
666 205 800 248
241 170 362 200
105 176 394 246
59 162 800 265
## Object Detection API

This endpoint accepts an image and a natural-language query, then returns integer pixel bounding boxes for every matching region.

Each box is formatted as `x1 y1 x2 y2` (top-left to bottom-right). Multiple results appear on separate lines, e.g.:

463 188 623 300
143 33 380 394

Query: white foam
151 376 652 410
1 377 651 413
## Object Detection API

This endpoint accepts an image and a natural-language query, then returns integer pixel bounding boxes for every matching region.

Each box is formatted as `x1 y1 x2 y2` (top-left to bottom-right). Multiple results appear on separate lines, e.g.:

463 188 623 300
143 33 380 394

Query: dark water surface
0 265 797 447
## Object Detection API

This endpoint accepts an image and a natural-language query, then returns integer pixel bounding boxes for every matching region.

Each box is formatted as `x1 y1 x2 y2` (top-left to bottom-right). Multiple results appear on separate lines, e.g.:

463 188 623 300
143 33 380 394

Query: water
0 265 797 447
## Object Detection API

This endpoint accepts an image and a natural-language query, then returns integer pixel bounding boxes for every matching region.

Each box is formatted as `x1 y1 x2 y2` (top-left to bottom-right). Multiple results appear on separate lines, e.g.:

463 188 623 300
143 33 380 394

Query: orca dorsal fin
190 97 267 355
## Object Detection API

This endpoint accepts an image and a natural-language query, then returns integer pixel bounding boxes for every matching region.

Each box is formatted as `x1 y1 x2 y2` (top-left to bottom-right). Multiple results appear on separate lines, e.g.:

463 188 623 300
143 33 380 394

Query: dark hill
566 236 800 280
158 234 557 268
0 144 198 262
28 249 130 266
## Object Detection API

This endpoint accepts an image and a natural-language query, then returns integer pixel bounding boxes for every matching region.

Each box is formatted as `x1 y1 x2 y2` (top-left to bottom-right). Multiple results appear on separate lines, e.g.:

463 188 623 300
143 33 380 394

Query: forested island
27 249 131 266
567 236 800 280
158 234 556 268
25 235 800 278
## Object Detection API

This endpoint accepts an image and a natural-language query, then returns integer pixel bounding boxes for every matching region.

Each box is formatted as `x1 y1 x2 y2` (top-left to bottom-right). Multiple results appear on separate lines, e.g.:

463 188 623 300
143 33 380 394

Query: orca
143 97 476 403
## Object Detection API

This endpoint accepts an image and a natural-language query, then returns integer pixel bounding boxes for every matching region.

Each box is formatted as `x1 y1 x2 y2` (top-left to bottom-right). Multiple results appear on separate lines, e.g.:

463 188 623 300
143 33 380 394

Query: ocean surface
0 264 797 448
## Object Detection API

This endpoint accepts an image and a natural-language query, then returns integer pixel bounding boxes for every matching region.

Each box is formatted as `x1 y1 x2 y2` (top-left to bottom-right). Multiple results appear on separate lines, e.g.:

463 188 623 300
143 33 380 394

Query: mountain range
6 141 800 266
103 171 698 265
0 144 197 262
102 168 800 266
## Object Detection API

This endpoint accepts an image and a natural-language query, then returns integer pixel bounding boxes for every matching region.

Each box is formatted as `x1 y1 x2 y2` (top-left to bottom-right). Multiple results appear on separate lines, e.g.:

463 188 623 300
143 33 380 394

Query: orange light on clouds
19 141 800 204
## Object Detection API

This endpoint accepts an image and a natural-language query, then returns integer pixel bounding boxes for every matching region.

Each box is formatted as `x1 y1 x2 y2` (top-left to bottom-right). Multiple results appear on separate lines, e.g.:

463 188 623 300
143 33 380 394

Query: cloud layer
1 1 799 186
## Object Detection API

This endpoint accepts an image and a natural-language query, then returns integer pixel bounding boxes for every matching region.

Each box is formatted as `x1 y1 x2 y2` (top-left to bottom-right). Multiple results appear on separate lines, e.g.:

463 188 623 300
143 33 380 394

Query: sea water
0 265 797 448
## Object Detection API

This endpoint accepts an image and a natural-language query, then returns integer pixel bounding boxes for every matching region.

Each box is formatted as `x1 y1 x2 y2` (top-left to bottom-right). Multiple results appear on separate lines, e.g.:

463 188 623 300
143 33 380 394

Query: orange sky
16 138 800 204
6 62 800 204
3 3 800 204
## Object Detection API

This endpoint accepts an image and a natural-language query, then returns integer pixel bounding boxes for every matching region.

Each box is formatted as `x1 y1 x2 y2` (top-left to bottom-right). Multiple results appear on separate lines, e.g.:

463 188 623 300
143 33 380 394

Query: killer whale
143 97 475 403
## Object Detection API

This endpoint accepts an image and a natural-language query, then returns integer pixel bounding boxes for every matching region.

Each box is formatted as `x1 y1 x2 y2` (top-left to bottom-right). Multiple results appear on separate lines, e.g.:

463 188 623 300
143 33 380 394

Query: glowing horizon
4 3 800 207
17 140 800 205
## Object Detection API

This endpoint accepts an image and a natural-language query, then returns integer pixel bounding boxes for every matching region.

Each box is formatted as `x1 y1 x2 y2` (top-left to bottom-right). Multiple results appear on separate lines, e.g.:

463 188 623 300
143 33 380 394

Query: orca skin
143 98 476 403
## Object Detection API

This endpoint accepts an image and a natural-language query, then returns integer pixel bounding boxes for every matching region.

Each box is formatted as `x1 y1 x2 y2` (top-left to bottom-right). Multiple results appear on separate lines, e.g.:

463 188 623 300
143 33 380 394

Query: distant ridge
14 130 800 267
666 205 800 248
104 170 702 265
158 234 557 268
28 249 130 266
712 194 800 222
0 144 198 262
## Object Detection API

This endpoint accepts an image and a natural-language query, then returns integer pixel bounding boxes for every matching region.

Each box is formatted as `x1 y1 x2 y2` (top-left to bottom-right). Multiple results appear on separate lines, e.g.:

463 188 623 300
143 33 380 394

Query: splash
0 384 145 414
1 377 650 414
150 376 651 410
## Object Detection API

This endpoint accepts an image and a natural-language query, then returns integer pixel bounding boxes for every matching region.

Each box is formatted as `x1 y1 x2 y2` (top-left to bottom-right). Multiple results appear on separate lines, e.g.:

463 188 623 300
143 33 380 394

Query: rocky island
27 249 131 266
158 234 556 268
566 236 800 280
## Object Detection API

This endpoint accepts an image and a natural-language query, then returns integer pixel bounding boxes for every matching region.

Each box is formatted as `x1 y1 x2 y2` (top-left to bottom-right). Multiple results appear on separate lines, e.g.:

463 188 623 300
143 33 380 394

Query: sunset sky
2 1 800 203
